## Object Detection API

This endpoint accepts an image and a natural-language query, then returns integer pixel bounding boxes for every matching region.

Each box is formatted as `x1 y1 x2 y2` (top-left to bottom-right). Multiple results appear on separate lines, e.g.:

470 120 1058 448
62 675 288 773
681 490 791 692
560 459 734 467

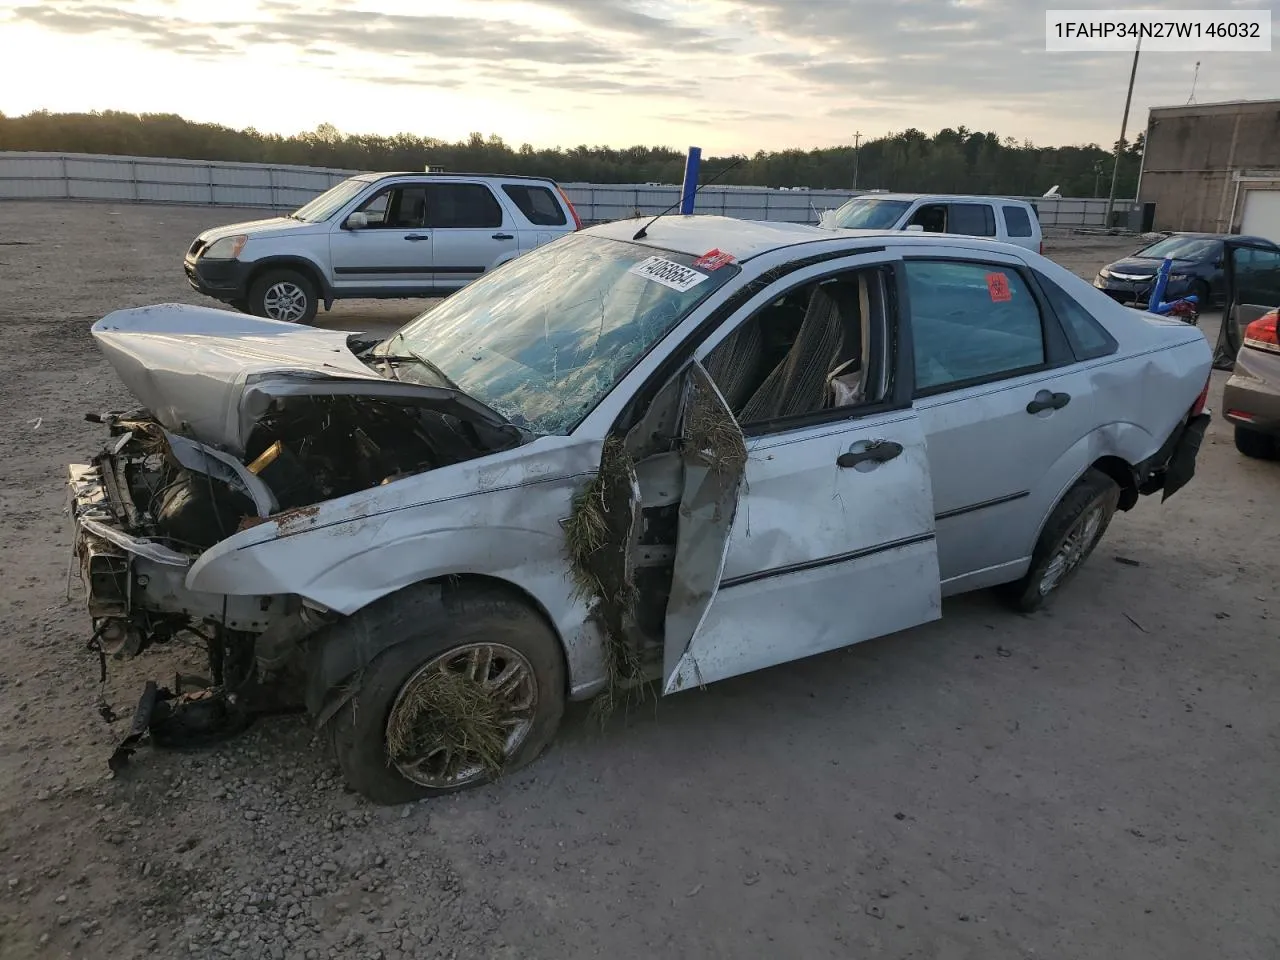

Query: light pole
1104 36 1141 228
852 131 862 191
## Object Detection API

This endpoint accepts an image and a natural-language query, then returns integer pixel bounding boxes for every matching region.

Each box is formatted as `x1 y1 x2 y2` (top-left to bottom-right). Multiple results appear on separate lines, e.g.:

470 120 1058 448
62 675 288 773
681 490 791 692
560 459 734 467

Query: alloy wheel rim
263 282 307 322
385 642 538 789
1039 504 1104 597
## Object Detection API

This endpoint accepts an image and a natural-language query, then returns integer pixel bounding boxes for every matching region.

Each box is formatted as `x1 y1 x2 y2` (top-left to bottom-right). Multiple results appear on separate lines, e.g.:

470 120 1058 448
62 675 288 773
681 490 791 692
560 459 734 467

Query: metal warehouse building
1137 98 1280 241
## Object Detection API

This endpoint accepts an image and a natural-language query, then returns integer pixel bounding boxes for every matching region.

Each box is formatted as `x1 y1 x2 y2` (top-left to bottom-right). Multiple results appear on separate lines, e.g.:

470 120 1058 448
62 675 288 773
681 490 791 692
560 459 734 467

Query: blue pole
1148 255 1172 313
680 147 702 215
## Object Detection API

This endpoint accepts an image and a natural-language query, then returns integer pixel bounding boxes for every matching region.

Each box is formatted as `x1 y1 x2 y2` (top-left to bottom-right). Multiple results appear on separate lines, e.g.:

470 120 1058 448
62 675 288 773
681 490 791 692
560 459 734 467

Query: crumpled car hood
91 303 514 455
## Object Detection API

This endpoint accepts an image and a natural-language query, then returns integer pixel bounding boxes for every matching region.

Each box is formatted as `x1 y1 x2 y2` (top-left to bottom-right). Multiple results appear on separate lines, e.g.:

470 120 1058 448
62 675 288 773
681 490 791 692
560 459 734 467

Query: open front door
661 363 942 696
1213 240 1280 370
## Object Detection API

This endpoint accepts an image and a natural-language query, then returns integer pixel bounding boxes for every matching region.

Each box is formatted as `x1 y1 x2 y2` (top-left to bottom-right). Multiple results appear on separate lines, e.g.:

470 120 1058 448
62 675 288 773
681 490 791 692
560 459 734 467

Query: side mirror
905 224 925 233
345 212 369 230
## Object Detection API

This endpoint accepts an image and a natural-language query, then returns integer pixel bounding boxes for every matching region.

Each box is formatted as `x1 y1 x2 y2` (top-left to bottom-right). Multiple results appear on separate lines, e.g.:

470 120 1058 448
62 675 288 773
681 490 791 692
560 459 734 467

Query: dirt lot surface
1 201 1277 960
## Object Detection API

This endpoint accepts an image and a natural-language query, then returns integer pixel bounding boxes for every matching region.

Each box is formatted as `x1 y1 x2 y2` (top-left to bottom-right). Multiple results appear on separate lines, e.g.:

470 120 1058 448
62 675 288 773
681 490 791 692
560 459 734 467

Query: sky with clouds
1 0 1277 151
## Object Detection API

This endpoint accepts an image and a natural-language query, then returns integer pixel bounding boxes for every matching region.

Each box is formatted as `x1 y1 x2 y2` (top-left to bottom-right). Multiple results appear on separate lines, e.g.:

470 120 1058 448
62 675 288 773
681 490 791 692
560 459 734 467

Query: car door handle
1026 391 1070 414
403 234 429 242
492 232 514 240
837 440 903 468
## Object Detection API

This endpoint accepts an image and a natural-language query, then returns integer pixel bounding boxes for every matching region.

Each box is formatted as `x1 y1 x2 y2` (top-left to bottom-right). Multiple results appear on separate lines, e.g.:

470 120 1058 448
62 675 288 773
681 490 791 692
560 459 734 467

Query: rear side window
948 203 996 237
1037 273 1118 360
502 184 567 226
425 183 503 229
905 260 1045 392
1003 205 1033 238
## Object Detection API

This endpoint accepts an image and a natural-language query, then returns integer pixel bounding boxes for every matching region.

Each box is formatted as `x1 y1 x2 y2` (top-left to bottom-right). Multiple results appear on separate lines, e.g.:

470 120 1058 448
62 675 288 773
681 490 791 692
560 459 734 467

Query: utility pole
1104 36 1141 229
852 131 862 191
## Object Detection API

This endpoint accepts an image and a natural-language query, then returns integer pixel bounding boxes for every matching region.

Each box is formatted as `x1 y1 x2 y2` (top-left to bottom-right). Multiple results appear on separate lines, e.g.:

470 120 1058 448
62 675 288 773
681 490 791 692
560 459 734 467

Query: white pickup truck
820 192 1044 254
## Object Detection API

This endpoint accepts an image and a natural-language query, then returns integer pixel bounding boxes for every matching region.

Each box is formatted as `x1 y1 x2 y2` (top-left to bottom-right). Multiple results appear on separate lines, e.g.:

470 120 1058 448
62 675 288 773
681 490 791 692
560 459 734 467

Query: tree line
0 110 1145 198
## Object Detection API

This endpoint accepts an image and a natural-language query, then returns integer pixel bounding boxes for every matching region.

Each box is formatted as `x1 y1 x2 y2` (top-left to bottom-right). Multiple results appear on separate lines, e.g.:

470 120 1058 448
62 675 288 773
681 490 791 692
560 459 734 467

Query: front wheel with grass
321 588 566 805
1002 468 1120 613
248 268 318 324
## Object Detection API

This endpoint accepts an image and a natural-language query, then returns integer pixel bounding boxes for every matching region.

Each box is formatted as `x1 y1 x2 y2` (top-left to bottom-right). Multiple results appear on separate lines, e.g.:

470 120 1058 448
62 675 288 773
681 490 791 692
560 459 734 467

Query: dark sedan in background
1094 232 1278 308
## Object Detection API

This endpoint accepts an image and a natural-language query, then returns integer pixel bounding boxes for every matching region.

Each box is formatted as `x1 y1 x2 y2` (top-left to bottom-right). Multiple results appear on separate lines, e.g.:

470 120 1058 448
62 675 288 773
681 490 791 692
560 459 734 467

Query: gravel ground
1 200 1278 960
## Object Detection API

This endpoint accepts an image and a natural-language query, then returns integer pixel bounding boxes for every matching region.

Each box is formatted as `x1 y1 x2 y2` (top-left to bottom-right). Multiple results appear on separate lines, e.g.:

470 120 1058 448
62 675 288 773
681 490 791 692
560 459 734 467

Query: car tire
248 268 318 324
1001 468 1121 613
1234 425 1280 460
314 583 566 805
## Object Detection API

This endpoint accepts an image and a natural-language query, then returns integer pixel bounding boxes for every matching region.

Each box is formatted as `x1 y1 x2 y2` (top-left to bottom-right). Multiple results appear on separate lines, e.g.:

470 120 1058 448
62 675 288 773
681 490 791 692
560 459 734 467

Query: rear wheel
1234 425 1280 460
1002 468 1120 613
248 268 318 324
313 584 566 805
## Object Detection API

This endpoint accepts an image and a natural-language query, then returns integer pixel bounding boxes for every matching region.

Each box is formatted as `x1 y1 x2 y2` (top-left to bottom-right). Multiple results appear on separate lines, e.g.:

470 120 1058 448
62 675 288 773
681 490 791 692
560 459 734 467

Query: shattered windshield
384 234 739 435
826 198 912 229
292 178 371 222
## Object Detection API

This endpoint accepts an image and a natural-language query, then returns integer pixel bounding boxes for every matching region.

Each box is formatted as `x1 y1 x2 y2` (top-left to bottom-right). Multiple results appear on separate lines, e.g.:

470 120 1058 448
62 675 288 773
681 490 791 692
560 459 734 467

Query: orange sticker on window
693 248 736 270
986 272 1012 302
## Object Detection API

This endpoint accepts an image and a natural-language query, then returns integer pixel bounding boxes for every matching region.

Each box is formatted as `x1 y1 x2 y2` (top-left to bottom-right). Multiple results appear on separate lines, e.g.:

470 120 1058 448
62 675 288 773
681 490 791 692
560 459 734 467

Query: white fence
0 151 1135 228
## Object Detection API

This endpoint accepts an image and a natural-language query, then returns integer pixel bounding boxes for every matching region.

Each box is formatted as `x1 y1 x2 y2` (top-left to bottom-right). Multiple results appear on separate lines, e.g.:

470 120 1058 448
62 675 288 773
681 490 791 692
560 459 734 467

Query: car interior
908 204 949 233
703 269 883 424
355 187 427 229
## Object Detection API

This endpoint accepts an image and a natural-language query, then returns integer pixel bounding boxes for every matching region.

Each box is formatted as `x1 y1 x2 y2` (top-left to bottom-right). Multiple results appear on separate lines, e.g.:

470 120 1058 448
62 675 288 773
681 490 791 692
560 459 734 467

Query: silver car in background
70 216 1212 803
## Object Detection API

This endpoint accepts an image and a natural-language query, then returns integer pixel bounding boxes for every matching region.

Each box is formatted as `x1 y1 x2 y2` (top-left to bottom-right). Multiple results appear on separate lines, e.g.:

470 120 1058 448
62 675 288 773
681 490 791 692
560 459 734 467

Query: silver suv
184 172 582 323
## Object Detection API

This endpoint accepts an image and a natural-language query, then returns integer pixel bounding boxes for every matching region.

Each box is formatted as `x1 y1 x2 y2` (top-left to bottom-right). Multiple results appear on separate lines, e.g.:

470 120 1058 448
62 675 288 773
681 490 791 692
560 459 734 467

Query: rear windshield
503 184 567 226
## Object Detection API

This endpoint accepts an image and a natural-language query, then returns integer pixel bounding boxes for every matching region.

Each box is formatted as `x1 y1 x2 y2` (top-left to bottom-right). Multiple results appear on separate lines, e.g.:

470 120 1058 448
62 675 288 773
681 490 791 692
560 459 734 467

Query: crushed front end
68 411 313 769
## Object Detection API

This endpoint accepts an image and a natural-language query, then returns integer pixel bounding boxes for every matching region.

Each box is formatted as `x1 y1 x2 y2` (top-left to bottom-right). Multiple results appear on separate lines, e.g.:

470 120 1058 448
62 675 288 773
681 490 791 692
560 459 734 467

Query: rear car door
660 260 942 694
945 203 998 241
328 183 433 291
500 182 572 252
902 253 1097 594
425 182 520 291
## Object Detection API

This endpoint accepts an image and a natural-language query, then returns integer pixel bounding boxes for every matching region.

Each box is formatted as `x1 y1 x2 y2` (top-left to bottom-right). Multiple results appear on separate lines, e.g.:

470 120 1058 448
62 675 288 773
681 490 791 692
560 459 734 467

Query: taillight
1243 309 1280 353
557 186 583 231
1190 376 1210 417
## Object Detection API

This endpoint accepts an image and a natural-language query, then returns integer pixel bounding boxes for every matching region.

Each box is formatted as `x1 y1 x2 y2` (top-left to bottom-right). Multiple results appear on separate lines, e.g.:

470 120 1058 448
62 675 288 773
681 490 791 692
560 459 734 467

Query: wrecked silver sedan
69 217 1213 803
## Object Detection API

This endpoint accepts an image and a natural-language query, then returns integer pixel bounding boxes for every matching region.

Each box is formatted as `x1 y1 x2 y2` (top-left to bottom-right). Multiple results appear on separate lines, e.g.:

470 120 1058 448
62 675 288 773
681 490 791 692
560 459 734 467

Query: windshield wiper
368 335 460 390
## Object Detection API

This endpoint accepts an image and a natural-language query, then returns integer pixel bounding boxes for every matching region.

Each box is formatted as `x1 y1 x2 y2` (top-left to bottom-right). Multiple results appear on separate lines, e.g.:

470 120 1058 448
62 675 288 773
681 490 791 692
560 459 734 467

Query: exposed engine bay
70 390 521 767
96 396 501 550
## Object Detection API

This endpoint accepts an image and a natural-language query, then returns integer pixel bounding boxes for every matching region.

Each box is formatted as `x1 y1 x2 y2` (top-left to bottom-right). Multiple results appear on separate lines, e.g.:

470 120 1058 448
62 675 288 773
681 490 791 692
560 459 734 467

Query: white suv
819 193 1043 254
184 172 583 323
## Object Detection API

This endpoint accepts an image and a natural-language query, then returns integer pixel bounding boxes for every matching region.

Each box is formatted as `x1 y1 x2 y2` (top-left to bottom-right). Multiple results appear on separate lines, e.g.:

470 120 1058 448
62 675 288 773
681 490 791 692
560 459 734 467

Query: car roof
584 214 1035 263
352 172 559 185
845 192 1035 206
1149 232 1272 242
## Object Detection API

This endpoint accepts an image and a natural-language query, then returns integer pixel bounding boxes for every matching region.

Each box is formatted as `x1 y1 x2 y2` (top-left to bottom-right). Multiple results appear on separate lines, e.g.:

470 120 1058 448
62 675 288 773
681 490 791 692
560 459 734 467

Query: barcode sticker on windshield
629 256 709 292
